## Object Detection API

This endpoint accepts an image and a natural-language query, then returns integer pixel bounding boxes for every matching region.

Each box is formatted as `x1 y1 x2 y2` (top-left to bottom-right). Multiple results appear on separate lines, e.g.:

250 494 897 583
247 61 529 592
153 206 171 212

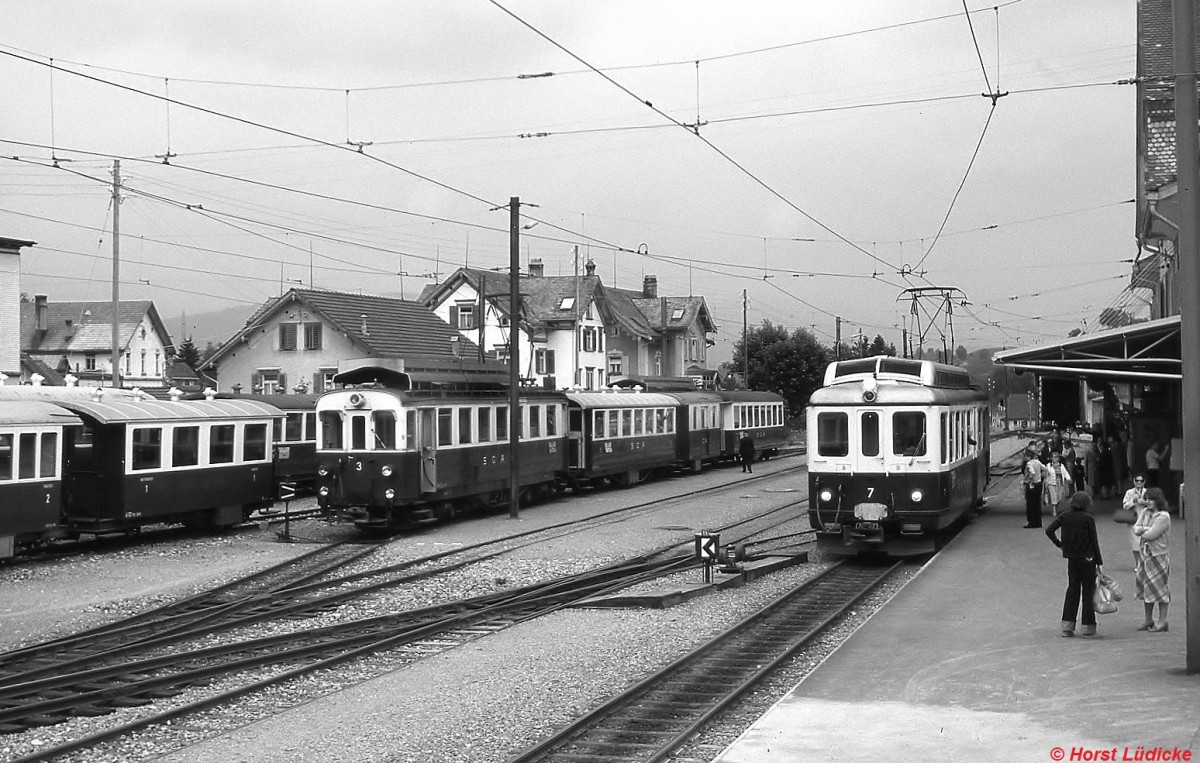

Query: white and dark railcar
806 356 989 556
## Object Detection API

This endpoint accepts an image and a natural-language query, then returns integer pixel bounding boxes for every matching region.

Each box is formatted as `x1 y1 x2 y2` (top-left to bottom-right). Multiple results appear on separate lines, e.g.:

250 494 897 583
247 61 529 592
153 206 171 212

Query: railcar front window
211 425 235 464
245 424 268 461
817 412 849 457
173 426 200 467
860 412 880 457
131 428 162 470
0 433 12 480
19 433 36 478
373 411 396 449
351 416 367 450
893 412 927 456
319 411 343 450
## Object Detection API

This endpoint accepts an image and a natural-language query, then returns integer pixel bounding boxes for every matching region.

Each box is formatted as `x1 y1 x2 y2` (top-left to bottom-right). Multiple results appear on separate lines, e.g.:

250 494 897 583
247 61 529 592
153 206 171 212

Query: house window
672 308 685 320
559 297 575 310
304 322 323 350
495 346 510 364
585 302 594 319
607 352 623 376
155 350 161 375
654 352 662 376
582 327 597 352
256 370 284 395
585 367 595 389
279 323 298 351
535 349 555 375
140 349 146 376
449 303 477 330
85 354 96 371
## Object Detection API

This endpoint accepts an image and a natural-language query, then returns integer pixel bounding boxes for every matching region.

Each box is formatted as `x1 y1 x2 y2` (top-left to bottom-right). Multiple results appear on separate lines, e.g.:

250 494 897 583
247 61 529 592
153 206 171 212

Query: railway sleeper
69 703 112 717
109 694 155 707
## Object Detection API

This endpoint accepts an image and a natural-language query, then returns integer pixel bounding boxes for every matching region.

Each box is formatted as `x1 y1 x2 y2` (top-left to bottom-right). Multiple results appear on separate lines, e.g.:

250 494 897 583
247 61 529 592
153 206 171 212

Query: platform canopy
993 315 1181 381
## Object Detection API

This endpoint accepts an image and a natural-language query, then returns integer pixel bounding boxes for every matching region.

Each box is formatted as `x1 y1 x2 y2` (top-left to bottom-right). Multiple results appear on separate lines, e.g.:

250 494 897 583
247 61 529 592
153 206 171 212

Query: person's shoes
1061 620 1076 637
1080 624 1097 637
1136 621 1154 631
1150 622 1169 632
1024 523 1041 528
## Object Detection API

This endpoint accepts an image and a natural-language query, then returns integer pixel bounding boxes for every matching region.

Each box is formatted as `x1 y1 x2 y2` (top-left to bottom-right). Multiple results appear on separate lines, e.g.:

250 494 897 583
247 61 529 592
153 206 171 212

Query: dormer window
559 297 575 310
671 309 685 320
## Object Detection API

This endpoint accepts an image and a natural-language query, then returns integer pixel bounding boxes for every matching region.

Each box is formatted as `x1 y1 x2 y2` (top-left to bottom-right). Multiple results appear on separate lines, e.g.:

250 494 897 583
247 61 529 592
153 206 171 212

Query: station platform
712 476 1200 762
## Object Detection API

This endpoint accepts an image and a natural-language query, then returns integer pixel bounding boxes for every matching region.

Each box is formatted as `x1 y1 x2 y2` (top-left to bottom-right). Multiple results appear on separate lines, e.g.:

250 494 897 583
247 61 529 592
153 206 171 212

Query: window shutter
278 372 288 392
449 306 459 327
313 372 322 393
251 372 263 392
547 350 555 373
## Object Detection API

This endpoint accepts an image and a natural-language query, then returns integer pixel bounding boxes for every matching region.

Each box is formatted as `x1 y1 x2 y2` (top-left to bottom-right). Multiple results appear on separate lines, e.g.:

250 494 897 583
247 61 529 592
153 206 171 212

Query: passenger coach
0 401 80 558
807 356 989 556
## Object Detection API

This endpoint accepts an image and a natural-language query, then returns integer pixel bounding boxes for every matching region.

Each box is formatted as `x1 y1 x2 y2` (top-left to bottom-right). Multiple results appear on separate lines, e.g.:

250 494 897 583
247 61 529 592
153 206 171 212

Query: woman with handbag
1046 491 1104 637
1121 474 1148 568
1043 452 1073 517
1134 487 1172 632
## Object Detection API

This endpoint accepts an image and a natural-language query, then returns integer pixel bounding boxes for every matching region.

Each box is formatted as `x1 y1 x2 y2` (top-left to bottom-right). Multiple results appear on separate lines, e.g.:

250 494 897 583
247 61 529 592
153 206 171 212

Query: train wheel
433 502 457 522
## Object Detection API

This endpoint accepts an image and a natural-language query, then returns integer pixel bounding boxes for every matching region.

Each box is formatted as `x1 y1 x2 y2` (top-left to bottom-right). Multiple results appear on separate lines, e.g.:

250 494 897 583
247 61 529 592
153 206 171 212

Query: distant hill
159 303 260 354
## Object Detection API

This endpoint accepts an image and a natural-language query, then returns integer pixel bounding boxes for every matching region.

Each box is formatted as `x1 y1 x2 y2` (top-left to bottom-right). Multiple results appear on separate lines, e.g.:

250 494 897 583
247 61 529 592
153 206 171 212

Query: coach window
437 408 453 446
173 426 200 467
940 413 948 465
405 410 417 450
478 408 492 443
131 427 162 470
459 408 473 444
304 412 316 442
860 412 880 457
634 409 644 435
18 433 37 479
816 412 849 457
245 424 268 461
497 407 508 441
593 410 605 439
621 409 632 437
528 405 540 438
604 411 616 438
319 411 343 450
211 424 236 464
546 405 557 436
893 412 926 456
39 432 58 478
373 411 396 449
0 433 12 480
285 412 304 442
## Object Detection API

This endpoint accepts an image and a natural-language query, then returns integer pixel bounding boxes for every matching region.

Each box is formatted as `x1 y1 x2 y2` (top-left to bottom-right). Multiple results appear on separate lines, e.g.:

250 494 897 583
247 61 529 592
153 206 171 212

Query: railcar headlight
384 488 395 500
910 489 924 503
819 488 834 503
319 486 330 496
318 465 330 477
381 464 394 477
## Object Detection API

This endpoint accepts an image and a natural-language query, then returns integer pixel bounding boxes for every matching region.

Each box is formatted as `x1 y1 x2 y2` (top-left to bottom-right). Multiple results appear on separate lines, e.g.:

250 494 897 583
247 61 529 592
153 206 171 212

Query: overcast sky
1 0 1136 362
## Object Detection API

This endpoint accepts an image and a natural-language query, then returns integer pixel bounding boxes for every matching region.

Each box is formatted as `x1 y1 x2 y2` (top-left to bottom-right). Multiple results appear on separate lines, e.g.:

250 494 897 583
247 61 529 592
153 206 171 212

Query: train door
419 408 437 493
568 407 584 469
856 410 886 474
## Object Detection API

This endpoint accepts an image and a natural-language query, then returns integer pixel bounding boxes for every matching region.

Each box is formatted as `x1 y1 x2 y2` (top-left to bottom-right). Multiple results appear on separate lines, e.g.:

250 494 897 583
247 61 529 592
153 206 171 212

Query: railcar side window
437 408 452 446
893 412 926 456
373 411 396 449
546 406 557 436
496 407 508 441
860 412 880 457
273 418 283 443
173 426 200 467
634 409 644 436
940 413 948 465
39 432 57 478
528 405 540 438
478 408 491 443
0 433 11 480
405 410 417 450
285 413 304 442
319 411 343 450
459 408 473 444
621 410 632 437
131 427 162 470
593 410 605 439
816 412 849 457
304 412 316 441
245 424 268 461
608 411 619 438
211 424 236 464
19 433 36 479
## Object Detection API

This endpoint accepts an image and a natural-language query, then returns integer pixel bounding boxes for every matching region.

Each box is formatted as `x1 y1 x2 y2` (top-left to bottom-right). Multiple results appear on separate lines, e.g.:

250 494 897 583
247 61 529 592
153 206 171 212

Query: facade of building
0 237 34 383
421 261 716 390
200 288 475 393
20 295 174 388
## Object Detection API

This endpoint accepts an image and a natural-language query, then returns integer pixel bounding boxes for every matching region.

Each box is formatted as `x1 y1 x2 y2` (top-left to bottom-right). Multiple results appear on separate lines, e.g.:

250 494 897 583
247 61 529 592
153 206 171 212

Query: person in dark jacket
738 432 756 474
1046 491 1105 638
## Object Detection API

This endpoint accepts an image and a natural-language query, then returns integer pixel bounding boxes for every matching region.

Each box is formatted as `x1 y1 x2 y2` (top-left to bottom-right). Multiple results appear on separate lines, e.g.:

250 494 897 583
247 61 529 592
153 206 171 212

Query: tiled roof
20 300 169 353
629 296 714 332
204 289 475 365
19 354 64 385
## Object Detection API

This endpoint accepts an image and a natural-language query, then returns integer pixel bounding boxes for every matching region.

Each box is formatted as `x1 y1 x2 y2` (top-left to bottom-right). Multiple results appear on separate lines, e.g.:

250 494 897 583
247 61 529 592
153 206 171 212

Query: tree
867 334 897 357
730 320 829 418
177 336 201 369
955 344 969 364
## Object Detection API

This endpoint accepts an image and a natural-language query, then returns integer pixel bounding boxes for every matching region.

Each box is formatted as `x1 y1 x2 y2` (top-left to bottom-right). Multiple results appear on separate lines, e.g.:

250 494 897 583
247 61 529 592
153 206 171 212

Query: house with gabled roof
20 295 174 388
199 288 477 394
421 260 717 389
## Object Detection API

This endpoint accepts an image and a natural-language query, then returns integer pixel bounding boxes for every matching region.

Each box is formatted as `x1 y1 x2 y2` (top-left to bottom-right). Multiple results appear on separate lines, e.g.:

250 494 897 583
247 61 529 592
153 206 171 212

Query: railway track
505 560 902 763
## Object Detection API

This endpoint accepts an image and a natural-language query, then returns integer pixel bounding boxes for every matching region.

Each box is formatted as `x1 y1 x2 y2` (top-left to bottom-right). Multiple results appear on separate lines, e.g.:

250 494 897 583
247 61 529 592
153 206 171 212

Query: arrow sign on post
279 482 297 501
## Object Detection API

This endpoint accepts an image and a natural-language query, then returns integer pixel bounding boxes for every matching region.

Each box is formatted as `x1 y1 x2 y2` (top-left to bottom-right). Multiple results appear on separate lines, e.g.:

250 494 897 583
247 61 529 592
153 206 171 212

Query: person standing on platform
1046 491 1104 638
1134 487 1171 632
1043 452 1073 517
738 432 755 474
1023 448 1047 528
1122 474 1148 569
1095 437 1114 498
1145 440 1169 489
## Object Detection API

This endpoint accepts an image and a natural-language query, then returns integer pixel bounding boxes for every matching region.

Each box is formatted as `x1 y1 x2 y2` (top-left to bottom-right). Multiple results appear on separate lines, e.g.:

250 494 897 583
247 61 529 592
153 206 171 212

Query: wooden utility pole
1172 0 1200 673
508 197 521 519
741 289 748 382
110 160 121 389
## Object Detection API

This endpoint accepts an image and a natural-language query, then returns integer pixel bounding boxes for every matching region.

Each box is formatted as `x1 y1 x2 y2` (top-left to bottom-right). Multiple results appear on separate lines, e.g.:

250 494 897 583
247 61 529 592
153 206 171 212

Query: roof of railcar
715 390 785 403
808 383 986 407
565 391 680 409
183 392 318 410
0 401 83 426
662 391 723 405
0 386 139 403
51 398 284 424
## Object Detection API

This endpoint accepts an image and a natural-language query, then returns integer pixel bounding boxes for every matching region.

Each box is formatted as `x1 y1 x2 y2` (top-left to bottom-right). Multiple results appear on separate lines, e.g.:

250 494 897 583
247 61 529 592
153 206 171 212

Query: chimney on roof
34 294 48 339
585 260 596 276
529 258 544 278
643 275 657 298
360 314 370 336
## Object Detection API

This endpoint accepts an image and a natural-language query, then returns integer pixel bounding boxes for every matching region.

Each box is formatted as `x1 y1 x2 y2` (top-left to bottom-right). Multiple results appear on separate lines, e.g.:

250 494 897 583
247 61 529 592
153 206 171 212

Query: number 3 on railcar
806 357 989 557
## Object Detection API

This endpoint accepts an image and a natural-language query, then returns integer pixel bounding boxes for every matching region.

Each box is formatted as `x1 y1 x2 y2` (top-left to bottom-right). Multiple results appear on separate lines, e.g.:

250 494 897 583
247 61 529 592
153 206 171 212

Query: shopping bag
1094 571 1120 614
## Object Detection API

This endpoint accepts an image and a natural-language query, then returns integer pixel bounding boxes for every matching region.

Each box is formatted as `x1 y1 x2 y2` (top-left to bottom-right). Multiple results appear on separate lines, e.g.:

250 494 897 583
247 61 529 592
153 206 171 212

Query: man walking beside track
1023 445 1047 528
738 432 756 474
